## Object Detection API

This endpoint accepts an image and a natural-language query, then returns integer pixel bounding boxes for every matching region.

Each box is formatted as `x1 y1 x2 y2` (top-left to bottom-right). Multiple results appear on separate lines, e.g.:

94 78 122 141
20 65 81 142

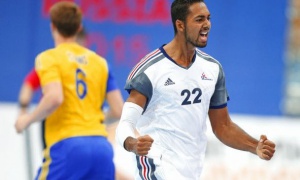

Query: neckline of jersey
159 44 196 70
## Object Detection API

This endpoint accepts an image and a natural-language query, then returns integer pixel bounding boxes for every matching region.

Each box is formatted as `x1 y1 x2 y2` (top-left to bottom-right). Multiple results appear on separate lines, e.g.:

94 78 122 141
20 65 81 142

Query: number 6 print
76 68 87 99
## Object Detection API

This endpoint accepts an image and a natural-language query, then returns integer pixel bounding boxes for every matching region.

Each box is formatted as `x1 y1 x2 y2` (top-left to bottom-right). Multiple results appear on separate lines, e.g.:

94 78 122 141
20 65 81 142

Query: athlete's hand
135 135 154 156
256 135 276 160
15 113 31 133
125 135 154 156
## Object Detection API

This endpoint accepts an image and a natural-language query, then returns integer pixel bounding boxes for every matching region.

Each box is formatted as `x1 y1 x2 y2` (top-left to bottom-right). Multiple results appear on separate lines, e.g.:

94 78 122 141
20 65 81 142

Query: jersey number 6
76 68 87 99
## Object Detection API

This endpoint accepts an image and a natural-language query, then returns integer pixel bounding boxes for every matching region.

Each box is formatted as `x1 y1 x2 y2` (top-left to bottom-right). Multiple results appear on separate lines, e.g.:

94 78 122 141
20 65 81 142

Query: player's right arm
15 82 63 133
18 82 34 114
15 52 63 133
115 89 154 156
18 69 41 113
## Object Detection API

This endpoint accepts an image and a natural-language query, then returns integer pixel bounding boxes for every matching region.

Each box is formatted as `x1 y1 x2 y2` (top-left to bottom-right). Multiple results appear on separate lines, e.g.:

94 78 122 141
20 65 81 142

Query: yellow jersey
35 43 109 147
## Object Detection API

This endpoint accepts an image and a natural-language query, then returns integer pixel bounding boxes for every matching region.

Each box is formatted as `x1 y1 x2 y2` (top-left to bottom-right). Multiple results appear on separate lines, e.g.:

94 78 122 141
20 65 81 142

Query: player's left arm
15 82 63 133
104 65 124 122
208 107 276 160
105 89 124 120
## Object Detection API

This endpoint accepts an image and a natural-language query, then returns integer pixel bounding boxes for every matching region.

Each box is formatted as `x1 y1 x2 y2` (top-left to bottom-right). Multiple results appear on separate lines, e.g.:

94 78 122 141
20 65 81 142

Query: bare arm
126 89 147 107
105 89 124 120
18 82 34 113
104 89 124 145
15 82 63 133
208 107 275 160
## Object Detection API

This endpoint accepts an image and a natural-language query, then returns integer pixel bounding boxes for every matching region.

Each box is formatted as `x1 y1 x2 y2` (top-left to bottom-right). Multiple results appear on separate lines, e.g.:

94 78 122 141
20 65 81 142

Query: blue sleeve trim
106 64 119 93
209 103 227 109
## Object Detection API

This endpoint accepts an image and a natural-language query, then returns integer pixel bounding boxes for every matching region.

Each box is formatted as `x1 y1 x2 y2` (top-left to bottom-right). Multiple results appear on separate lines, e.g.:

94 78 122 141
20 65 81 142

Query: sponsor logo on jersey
164 78 175 86
201 72 212 80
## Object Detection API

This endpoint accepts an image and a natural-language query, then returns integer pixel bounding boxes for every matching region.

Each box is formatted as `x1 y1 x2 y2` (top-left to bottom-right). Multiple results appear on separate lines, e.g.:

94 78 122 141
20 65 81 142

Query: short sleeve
35 53 61 87
106 64 119 93
125 72 153 101
24 68 40 90
209 64 229 109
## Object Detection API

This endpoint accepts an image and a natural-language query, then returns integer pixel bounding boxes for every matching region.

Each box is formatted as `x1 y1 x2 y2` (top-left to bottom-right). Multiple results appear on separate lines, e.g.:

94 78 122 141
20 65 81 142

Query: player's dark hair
50 1 82 38
171 0 204 34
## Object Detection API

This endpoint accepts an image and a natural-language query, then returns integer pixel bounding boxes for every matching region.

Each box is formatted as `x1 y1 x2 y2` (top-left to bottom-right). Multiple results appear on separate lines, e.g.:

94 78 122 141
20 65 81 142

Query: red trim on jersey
24 69 40 90
140 156 149 180
128 49 160 80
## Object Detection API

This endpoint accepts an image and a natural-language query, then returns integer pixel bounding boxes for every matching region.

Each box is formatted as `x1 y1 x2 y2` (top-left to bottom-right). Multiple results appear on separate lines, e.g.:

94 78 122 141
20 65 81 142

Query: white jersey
125 45 229 180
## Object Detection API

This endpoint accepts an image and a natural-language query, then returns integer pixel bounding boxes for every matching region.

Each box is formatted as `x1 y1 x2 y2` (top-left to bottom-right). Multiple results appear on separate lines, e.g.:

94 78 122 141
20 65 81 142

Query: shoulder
141 48 163 60
136 48 165 68
80 49 109 73
127 48 164 80
196 49 222 66
35 48 57 68
36 48 55 59
91 52 109 69
135 48 164 68
82 48 106 62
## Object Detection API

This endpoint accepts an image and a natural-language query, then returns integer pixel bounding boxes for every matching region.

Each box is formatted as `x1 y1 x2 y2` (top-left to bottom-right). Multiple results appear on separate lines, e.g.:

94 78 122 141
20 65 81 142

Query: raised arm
208 107 276 160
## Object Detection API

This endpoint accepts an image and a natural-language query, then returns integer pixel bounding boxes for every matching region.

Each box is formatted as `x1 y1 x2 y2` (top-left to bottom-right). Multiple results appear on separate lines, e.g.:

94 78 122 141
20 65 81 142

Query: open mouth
199 31 209 43
200 31 208 37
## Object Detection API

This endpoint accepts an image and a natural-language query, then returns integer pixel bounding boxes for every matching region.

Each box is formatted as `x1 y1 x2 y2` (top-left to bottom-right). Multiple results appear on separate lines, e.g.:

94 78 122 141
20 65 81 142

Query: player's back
36 43 109 147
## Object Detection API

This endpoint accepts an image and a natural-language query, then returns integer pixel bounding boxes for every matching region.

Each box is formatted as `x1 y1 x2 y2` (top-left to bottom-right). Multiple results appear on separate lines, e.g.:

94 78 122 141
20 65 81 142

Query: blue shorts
35 136 115 180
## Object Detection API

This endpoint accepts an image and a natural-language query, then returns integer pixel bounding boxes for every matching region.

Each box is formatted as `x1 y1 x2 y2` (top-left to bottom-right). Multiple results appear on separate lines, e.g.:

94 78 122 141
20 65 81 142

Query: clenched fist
256 135 276 160
125 135 154 156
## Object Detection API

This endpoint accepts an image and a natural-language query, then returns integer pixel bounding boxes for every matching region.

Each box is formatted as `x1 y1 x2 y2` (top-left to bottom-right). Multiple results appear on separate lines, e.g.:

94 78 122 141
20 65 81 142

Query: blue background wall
0 0 287 115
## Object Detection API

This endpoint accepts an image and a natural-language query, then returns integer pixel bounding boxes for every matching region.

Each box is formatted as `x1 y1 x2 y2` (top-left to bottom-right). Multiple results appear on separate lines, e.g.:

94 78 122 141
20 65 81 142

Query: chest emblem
201 72 212 81
164 78 175 86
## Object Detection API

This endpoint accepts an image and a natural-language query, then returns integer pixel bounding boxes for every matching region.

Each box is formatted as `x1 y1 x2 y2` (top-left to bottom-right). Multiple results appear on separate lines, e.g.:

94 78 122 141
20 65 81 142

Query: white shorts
134 152 203 180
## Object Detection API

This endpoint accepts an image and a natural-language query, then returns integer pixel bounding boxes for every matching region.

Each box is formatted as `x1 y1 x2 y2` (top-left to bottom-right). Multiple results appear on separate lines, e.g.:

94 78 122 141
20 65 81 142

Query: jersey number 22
181 88 202 105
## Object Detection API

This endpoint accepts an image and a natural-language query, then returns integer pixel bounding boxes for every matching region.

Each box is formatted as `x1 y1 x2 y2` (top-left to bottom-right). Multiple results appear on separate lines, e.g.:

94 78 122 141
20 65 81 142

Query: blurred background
0 0 300 179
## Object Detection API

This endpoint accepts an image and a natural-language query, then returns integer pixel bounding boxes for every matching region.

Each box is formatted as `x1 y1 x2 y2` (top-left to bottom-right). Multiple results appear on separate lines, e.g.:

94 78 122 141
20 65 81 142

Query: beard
184 28 207 48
